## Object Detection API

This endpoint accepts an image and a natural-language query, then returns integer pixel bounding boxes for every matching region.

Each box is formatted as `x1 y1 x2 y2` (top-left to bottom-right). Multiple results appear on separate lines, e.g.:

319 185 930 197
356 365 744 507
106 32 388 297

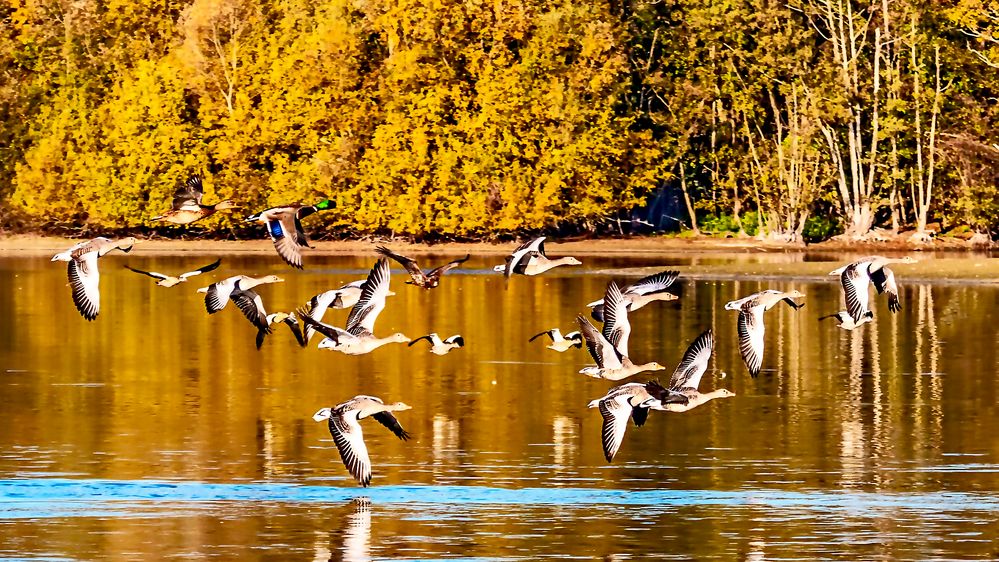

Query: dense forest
1 0 998 242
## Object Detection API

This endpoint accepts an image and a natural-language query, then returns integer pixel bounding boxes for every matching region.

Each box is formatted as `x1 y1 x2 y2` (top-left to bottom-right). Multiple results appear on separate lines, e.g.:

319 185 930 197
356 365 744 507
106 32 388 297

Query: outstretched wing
598 395 633 462
346 258 391 334
668 329 715 391
372 411 411 441
124 265 170 281
179 258 222 280
601 281 632 358
870 265 901 313
737 309 765 378
68 255 101 321
376 246 427 285
230 287 269 332
426 254 471 280
625 270 680 296
841 263 872 322
577 315 623 369
171 175 204 210
328 412 373 487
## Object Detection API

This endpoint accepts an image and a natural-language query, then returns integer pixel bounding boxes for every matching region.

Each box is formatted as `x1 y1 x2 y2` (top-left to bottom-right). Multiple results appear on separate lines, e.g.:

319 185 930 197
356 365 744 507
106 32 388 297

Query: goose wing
283 315 307 347
171 175 204 210
298 312 350 344
375 246 427 285
328 411 373 487
372 411 412 440
179 258 222 280
601 281 632 358
668 329 715 391
407 334 435 347
737 307 766 378
577 315 623 369
203 278 237 314
529 329 556 343
68 254 101 321
870 265 901 313
302 289 342 342
444 335 464 346
598 394 634 462
841 263 872 322
504 237 545 278
124 265 170 281
230 287 269 332
426 254 470 281
625 270 680 296
345 259 391 334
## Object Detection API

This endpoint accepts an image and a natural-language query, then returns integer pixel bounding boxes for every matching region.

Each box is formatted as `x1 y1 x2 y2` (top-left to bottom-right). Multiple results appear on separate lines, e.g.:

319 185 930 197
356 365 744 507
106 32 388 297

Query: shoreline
0 233 994 256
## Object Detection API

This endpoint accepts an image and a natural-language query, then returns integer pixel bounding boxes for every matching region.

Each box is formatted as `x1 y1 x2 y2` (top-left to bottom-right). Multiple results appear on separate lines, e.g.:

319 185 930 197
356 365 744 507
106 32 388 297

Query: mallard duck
313 396 412 487
298 259 409 355
245 198 335 268
587 380 688 462
300 280 397 343
819 310 874 330
725 290 805 378
151 176 236 224
829 256 917 322
52 237 137 321
375 246 470 289
493 237 582 277
256 312 307 349
408 333 464 355
659 329 735 412
529 328 583 352
124 258 221 287
588 270 680 322
576 314 664 381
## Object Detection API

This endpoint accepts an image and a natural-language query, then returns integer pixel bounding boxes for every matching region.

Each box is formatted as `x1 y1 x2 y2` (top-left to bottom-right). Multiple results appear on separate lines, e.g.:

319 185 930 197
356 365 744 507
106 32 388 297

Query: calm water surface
1 252 998 560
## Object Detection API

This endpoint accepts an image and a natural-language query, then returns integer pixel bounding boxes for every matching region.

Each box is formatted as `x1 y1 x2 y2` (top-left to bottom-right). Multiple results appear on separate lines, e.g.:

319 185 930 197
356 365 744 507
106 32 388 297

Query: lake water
1 251 998 560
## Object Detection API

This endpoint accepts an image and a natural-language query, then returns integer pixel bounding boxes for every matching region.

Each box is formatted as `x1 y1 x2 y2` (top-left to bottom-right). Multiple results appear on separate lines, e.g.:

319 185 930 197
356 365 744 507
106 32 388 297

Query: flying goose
725 290 805 378
151 175 236 224
600 281 633 358
492 236 582 277
298 259 409 355
375 246 470 289
587 380 689 462
829 256 916 322
124 258 221 287
245 198 335 268
588 270 681 322
256 312 307 349
408 333 464 355
299 280 399 343
659 329 735 412
819 310 874 330
313 396 412 487
576 315 664 380
52 237 137 321
196 275 284 315
529 328 583 352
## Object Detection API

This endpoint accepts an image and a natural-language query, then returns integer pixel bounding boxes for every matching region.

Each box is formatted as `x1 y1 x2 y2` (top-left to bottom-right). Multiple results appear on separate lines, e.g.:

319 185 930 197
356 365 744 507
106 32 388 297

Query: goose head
562 257 583 266
783 290 805 300
317 337 337 350
388 333 410 343
312 407 332 422
716 389 736 398
259 275 285 284
898 256 918 265
387 402 412 411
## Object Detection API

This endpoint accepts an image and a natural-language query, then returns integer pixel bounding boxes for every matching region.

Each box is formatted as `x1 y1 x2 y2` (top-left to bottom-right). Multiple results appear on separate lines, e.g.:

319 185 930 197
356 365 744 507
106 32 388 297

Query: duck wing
346 259 391 335
426 254 470 281
171 175 204 210
179 258 222 280
601 281 632 358
328 411 373 487
841 262 872 322
124 265 170 281
870 265 901 313
376 246 428 286
68 254 101 321
668 329 714 391
737 307 766 378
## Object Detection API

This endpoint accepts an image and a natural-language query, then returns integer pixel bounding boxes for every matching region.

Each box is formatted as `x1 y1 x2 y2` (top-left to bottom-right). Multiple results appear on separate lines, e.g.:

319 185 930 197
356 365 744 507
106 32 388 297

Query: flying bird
408 333 464 355
725 289 805 377
529 328 583 352
587 270 681 322
124 258 221 287
576 314 664 381
374 246 470 289
52 237 137 321
245 198 335 268
829 256 917 322
256 312 307 349
298 259 409 355
659 329 734 412
313 396 412 487
151 175 236 224
587 380 688 462
819 310 874 330
299 280 397 343
493 236 581 277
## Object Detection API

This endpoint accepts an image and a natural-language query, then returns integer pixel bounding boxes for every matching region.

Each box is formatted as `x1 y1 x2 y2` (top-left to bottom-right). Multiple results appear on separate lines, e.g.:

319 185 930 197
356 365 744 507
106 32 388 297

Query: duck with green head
245 198 335 269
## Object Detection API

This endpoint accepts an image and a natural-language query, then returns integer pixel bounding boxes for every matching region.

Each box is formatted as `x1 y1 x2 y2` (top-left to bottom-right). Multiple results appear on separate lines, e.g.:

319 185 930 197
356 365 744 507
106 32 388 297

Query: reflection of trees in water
432 414 460 466
314 498 371 562
552 415 577 469
912 284 943 460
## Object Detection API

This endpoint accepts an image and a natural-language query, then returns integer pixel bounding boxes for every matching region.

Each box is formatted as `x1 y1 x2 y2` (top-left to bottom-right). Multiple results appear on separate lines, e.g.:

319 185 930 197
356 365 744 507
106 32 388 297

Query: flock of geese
47 179 919 486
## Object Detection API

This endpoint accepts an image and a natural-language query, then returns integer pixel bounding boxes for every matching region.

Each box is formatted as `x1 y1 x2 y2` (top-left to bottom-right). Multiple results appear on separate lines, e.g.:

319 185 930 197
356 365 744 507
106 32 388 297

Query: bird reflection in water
314 497 371 562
